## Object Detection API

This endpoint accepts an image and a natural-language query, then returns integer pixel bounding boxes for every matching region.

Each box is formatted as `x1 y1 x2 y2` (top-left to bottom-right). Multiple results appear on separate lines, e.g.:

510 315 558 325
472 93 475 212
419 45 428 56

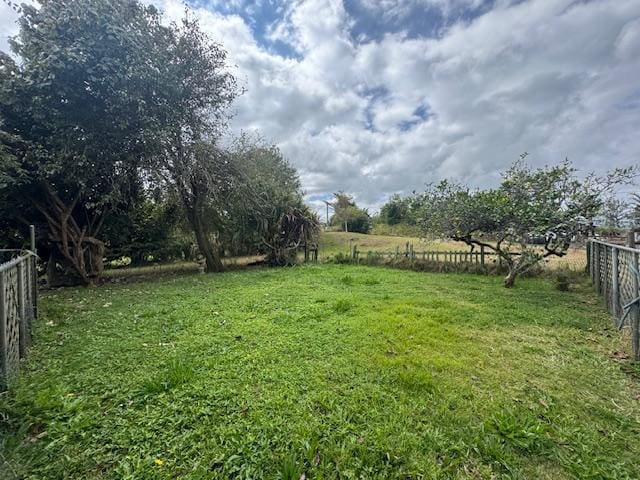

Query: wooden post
480 245 485 267
17 262 28 357
611 248 619 320
395 246 399 260
0 272 6 384
594 243 601 294
627 231 636 248
29 226 38 320
586 241 591 276
29 225 36 253
632 251 640 361
602 246 609 301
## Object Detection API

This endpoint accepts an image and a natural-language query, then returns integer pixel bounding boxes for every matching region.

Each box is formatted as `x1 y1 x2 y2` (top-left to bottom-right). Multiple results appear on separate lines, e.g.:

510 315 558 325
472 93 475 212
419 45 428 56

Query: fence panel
588 240 640 360
0 253 38 386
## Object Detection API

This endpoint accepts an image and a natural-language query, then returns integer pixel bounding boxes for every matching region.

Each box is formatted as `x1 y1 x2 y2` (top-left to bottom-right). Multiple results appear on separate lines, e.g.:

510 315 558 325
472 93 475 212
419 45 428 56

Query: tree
380 194 409 225
330 192 371 233
418 159 636 287
601 197 628 229
0 0 177 284
225 135 319 265
148 14 239 272
628 194 640 229
379 193 423 226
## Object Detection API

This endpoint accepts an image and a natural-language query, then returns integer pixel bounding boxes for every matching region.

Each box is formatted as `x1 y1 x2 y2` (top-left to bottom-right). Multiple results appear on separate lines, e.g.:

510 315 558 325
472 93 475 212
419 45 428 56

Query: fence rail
587 239 640 360
0 252 38 387
341 243 586 271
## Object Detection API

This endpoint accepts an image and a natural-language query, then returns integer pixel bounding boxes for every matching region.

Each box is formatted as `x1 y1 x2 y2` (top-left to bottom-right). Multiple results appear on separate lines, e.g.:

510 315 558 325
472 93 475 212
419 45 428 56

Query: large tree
418 160 636 287
148 15 239 272
225 135 319 265
0 0 174 284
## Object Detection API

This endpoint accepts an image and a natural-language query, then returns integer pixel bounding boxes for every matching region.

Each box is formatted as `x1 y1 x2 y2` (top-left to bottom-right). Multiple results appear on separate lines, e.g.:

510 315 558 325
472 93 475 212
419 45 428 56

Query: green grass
1 265 638 479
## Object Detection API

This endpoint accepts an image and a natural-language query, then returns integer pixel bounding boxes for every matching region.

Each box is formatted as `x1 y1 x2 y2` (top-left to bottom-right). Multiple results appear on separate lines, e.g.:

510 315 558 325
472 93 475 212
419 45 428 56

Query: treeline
0 0 317 286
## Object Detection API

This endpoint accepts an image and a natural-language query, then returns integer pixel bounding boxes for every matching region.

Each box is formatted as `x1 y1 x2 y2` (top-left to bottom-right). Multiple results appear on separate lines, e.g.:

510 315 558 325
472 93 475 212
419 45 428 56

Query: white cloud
2 0 640 214
0 2 21 53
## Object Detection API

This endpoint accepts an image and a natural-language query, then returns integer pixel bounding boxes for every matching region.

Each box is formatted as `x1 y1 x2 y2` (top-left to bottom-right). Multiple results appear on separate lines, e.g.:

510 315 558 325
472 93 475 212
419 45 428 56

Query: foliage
330 192 371 233
417 159 636 287
378 193 422 226
143 13 239 273
0 0 176 284
629 193 640 228
218 136 319 266
1 265 638 478
101 194 189 266
600 197 628 229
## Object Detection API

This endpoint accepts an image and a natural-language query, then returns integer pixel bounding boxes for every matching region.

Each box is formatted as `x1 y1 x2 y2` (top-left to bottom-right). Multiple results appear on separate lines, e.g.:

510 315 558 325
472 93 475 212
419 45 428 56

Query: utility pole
322 200 333 229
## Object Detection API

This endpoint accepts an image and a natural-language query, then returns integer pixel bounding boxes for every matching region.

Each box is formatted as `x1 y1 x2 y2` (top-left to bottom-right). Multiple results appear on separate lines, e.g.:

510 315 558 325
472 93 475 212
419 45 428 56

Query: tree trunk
34 186 105 286
503 268 518 288
176 175 225 273
192 217 224 272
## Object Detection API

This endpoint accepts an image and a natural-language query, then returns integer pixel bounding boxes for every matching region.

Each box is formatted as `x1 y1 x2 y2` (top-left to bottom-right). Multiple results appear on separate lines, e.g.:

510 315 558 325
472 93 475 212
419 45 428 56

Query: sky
1 0 640 214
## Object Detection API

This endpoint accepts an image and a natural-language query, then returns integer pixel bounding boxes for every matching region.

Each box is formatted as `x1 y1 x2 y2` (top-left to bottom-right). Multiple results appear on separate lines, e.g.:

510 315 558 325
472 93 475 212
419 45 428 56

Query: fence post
595 243 601 294
611 248 619 320
633 251 640 361
17 261 28 357
0 272 6 384
480 245 485 267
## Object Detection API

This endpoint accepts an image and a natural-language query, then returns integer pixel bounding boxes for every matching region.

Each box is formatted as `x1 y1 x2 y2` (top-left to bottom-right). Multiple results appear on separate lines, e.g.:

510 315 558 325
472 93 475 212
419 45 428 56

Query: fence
340 243 587 271
349 244 493 265
587 239 640 360
0 252 38 387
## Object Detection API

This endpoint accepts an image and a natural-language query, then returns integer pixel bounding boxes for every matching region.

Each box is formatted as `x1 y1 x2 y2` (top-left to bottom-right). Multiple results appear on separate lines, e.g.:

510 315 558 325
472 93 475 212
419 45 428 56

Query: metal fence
587 240 640 360
0 252 38 386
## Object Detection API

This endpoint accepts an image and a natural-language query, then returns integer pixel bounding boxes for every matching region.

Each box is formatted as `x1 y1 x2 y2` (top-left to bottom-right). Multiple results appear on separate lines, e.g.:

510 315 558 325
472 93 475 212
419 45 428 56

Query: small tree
601 197 628 229
330 192 371 233
380 194 410 225
627 194 640 229
418 160 636 287
226 135 319 265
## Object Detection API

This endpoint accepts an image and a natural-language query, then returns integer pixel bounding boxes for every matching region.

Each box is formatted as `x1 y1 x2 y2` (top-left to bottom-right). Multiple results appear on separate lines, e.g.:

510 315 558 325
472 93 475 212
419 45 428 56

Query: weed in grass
279 455 303 480
332 298 352 314
486 405 551 454
141 359 195 394
340 274 354 285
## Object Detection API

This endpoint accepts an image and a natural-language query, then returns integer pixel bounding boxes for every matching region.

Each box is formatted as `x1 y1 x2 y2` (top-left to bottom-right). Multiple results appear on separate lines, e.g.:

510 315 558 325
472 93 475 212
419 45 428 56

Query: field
319 232 587 270
1 265 638 479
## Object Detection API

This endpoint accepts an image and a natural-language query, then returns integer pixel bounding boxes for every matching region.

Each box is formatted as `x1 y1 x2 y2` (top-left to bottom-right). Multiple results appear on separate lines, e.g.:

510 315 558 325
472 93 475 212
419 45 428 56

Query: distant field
1 265 638 478
319 232 587 270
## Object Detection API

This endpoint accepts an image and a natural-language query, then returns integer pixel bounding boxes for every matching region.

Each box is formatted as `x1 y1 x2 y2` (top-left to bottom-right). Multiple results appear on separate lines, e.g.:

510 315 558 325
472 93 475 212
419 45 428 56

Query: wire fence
0 251 38 387
588 239 640 360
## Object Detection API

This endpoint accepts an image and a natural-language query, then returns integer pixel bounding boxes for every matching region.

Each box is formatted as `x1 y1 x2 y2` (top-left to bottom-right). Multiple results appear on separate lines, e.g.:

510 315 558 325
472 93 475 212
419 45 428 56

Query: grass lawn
1 265 638 479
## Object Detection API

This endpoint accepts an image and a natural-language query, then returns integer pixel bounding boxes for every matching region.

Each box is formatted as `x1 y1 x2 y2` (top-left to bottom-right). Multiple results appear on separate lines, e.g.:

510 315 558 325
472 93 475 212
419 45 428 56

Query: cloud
2 0 640 214
0 1 22 53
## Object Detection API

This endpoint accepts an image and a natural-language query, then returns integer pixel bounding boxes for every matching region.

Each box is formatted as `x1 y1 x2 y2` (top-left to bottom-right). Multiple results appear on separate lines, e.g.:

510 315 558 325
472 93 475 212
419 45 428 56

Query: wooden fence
0 252 38 387
587 239 640 360
349 243 495 266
